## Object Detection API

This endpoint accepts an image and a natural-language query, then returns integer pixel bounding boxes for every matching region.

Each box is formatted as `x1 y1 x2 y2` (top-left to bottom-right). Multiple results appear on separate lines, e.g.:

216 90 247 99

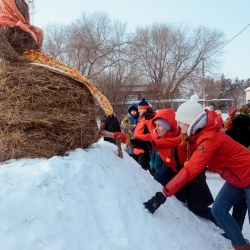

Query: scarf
23 49 113 116
0 0 43 48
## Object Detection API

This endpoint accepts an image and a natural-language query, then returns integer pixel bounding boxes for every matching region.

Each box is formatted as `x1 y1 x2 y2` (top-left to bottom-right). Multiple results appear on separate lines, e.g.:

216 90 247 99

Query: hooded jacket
127 104 139 134
133 108 156 155
165 109 250 197
134 109 197 171
103 114 121 143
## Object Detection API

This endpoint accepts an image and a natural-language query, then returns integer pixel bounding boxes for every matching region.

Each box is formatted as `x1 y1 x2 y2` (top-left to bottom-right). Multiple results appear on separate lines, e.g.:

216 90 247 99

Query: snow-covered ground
0 139 243 250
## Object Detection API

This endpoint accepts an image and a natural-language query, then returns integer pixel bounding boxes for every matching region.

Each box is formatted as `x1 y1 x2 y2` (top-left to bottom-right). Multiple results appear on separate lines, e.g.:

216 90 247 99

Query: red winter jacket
165 109 250 197
114 122 153 155
133 109 197 172
133 109 156 155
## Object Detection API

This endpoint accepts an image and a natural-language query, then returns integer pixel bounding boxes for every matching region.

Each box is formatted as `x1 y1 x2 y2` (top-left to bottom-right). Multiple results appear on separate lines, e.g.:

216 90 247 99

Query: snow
1 138 246 250
222 113 228 121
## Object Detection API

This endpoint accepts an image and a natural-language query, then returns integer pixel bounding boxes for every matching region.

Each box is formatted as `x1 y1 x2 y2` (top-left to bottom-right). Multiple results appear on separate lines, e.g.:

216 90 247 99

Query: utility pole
202 58 205 106
26 0 35 25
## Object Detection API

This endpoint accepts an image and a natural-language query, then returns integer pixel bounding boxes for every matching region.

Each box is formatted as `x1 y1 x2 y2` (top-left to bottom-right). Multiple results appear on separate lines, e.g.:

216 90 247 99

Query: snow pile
0 141 232 250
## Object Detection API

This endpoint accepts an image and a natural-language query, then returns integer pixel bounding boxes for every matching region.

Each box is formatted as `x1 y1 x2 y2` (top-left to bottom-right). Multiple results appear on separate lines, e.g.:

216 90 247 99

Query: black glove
143 192 166 214
131 138 152 151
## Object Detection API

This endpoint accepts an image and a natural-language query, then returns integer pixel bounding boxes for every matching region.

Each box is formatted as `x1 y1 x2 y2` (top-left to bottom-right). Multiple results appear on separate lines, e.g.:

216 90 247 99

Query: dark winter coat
127 104 139 134
225 114 250 148
103 114 121 143
123 104 139 155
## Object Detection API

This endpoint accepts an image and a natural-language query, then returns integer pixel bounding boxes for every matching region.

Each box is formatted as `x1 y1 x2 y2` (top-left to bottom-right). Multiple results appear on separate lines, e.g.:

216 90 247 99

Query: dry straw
0 27 38 63
0 63 100 161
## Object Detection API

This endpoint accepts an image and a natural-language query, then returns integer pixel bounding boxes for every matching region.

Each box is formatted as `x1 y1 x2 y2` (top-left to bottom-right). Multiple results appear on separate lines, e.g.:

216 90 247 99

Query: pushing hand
143 192 166 214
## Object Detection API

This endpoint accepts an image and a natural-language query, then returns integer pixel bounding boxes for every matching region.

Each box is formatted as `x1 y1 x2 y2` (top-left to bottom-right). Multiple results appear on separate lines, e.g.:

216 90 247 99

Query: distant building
245 87 250 104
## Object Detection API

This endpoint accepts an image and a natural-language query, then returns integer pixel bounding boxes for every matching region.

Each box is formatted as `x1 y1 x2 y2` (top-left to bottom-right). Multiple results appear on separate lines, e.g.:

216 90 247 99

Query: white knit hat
176 95 204 125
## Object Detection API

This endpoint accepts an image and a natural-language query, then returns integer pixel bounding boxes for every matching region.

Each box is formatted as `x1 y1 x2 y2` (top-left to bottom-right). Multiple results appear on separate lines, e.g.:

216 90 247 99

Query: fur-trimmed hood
187 109 222 137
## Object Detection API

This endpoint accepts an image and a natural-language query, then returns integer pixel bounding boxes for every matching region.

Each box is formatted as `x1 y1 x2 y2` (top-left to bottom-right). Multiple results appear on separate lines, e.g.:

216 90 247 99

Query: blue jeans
232 196 248 231
211 182 250 246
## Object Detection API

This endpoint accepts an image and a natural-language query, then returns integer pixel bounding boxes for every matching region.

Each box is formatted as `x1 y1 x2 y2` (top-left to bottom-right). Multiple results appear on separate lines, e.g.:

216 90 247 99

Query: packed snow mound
0 141 232 250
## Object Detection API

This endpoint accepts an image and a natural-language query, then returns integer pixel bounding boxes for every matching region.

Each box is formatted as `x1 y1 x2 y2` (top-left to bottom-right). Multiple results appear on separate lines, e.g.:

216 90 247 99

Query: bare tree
132 23 225 101
42 23 67 62
42 16 226 116
66 13 129 79
92 44 141 120
43 12 130 78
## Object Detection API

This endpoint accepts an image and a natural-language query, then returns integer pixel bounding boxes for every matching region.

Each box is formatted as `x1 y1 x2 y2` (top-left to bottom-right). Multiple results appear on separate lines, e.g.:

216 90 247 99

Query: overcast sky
33 0 250 80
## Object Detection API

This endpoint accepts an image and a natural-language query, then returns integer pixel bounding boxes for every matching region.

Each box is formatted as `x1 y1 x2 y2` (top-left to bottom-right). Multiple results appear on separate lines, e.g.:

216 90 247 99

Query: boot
232 240 250 250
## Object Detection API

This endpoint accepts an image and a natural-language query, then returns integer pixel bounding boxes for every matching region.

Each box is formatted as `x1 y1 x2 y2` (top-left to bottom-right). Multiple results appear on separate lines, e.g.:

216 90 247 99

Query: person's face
130 110 137 116
155 123 168 138
177 122 189 134
138 108 147 116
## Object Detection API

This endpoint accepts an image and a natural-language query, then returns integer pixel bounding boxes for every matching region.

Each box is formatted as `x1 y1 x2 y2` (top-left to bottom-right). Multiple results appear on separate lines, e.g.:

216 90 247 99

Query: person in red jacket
101 109 217 227
133 98 156 173
144 95 250 250
136 109 217 225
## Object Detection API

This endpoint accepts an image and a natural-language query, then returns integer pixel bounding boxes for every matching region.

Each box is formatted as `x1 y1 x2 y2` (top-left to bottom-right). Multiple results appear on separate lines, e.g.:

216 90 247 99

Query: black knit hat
128 104 138 114
138 98 150 109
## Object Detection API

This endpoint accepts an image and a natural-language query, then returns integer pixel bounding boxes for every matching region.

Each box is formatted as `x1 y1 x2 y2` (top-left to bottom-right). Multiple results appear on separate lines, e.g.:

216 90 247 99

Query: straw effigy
0 63 100 161
0 0 112 161
0 61 102 161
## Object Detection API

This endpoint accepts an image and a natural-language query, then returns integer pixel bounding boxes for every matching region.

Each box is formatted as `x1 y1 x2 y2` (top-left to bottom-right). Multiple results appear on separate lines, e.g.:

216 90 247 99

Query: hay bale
0 63 100 161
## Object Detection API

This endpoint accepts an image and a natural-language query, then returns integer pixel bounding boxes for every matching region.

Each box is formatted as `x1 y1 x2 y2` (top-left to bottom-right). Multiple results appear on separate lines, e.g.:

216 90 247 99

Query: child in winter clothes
101 98 155 174
127 104 139 133
124 104 139 160
144 95 250 250
132 98 156 173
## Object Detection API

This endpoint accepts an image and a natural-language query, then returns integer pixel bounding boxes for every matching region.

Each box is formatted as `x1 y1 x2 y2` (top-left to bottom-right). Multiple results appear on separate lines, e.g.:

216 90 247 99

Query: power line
211 23 250 57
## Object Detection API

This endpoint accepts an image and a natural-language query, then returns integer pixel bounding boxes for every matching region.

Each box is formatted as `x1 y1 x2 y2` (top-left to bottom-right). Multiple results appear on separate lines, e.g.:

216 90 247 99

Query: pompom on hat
138 98 150 109
175 94 204 125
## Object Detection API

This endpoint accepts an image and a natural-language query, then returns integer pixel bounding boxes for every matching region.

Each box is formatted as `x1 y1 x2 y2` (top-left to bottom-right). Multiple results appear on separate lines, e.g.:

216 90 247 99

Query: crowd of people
3 1 250 249
101 96 250 250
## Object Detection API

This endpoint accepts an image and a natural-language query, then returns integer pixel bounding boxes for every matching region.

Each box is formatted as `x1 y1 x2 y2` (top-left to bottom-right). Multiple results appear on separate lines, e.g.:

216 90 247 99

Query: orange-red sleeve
114 132 127 143
151 134 182 150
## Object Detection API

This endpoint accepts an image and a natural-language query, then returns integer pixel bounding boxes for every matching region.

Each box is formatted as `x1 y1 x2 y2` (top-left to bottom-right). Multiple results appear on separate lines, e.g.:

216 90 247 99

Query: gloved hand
143 192 166 214
131 138 152 151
